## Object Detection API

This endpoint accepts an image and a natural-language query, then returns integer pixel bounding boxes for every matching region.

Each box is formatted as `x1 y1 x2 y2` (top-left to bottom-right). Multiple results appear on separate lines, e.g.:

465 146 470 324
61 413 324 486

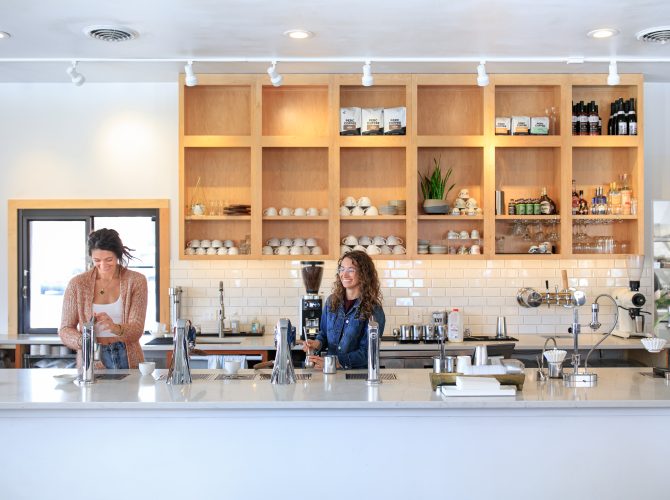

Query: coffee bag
383 106 406 135
362 107 384 135
340 107 362 135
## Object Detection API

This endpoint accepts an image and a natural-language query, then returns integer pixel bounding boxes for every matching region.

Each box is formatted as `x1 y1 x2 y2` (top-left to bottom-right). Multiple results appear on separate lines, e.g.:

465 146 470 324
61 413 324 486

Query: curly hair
330 250 383 321
87 228 135 268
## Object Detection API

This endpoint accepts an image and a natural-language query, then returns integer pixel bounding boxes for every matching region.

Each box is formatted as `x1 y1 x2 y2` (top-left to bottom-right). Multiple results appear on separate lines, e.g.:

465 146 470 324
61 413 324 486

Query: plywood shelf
184 136 252 148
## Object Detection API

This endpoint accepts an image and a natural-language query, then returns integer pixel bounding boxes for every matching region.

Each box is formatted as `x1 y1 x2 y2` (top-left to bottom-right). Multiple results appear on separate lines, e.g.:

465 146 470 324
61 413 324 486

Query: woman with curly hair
303 250 385 369
60 228 148 369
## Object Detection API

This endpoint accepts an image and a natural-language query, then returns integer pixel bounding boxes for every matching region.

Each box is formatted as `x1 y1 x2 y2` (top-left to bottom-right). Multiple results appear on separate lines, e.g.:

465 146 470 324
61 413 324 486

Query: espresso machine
612 255 648 338
299 261 324 341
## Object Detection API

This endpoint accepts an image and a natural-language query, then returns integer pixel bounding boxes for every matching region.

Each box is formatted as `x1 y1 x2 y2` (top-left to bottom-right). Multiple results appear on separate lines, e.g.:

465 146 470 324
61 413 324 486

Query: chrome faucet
271 318 296 385
218 281 226 338
167 319 192 385
77 317 98 385
537 336 558 381
367 317 380 385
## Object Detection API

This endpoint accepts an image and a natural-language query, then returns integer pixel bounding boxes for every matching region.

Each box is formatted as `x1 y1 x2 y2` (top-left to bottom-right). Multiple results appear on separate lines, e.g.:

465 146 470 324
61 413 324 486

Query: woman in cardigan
59 228 148 369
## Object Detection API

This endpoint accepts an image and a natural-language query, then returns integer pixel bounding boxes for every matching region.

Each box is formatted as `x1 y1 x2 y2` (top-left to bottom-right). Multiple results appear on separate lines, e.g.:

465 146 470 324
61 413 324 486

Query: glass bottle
578 190 589 215
620 173 632 215
571 179 579 215
540 187 556 215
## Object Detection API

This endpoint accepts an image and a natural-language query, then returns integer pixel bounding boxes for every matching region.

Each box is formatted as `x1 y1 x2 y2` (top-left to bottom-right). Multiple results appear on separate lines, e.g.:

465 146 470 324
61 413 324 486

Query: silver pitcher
77 317 99 385
367 317 380 385
271 318 296 385
167 319 192 385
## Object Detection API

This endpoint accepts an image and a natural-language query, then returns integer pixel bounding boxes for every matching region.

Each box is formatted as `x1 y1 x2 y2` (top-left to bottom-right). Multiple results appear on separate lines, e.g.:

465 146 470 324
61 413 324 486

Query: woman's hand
309 355 324 370
302 339 321 353
94 312 122 336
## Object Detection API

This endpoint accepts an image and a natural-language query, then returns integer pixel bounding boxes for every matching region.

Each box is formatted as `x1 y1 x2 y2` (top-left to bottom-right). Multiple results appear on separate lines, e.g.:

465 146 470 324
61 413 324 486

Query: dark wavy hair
87 228 135 268
330 250 382 321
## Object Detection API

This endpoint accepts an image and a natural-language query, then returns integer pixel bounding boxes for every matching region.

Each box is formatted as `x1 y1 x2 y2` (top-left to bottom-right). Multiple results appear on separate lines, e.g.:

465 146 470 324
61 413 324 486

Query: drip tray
95 374 129 381
464 336 519 342
346 373 397 381
259 373 312 381
156 373 215 382
215 374 257 381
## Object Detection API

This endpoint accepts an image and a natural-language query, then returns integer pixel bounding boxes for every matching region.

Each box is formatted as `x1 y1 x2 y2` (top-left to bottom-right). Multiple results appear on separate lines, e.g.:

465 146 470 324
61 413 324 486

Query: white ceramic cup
466 208 477 216
185 247 196 255
187 239 201 248
217 247 228 255
195 247 207 255
311 246 323 255
387 235 404 246
466 197 478 209
372 236 386 245
302 246 311 255
380 245 392 255
280 238 293 247
365 206 379 216
320 208 329 216
342 235 358 246
139 362 155 376
262 245 274 255
470 229 480 239
275 246 290 255
454 198 466 209
342 196 357 208
447 230 459 239
263 207 278 216
228 247 239 255
200 239 211 248
279 207 293 216
458 189 470 199
451 207 461 215
305 237 318 247
290 246 303 255
460 230 470 239
211 239 223 248
293 238 306 247
357 196 372 207
340 245 352 255
470 244 481 255
224 360 241 375
306 207 319 216
475 207 483 215
458 245 468 255
366 245 381 255
456 355 471 373
294 207 306 216
340 206 351 216
224 239 235 248
352 244 366 252
350 206 365 216
392 245 406 255
358 235 373 246
206 247 217 255
266 237 280 247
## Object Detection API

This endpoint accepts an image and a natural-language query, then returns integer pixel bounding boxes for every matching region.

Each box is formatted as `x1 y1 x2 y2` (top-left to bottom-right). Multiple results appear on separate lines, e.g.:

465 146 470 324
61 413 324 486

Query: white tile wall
171 259 652 336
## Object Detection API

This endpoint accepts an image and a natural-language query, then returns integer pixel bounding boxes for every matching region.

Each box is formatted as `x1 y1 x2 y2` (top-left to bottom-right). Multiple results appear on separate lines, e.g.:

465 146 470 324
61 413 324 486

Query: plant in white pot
419 157 454 214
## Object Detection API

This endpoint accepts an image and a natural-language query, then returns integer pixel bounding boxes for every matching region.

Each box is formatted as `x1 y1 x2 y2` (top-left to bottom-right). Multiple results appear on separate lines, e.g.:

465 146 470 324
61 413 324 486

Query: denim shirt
316 295 385 369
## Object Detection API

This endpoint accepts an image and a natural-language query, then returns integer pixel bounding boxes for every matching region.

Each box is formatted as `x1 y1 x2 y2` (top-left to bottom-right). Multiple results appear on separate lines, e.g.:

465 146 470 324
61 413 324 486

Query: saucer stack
389 199 406 215
417 239 429 254
379 205 398 215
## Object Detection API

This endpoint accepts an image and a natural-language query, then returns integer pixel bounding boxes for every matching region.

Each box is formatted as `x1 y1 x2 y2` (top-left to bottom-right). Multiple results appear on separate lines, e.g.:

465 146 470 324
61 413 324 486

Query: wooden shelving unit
179 73 644 260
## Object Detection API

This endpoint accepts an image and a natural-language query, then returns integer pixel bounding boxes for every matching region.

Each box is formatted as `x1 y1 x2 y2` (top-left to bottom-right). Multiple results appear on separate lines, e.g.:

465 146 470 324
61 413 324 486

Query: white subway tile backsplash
173 258 652 333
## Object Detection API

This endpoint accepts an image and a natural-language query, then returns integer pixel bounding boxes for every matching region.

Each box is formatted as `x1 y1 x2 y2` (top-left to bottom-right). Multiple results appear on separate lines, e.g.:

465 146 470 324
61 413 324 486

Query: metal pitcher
77 318 99 386
271 318 296 384
167 319 192 385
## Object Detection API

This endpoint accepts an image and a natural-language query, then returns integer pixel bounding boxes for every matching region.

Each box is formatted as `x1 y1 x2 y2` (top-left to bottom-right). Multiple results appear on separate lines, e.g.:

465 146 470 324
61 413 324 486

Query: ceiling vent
83 25 138 43
636 26 670 44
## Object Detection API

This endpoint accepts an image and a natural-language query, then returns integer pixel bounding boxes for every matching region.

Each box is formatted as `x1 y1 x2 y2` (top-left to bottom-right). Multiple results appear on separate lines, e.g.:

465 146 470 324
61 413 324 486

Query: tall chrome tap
271 318 296 385
167 319 192 385
218 281 226 338
77 317 98 385
367 316 380 385
168 286 183 333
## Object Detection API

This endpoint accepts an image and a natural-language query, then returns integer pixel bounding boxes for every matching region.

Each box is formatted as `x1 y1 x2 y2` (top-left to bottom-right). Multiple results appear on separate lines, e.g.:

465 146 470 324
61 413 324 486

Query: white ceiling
1 0 670 83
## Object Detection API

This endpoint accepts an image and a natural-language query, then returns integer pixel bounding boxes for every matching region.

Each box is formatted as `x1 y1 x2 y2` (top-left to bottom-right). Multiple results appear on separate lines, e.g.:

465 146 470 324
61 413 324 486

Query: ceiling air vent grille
84 25 138 43
636 26 670 44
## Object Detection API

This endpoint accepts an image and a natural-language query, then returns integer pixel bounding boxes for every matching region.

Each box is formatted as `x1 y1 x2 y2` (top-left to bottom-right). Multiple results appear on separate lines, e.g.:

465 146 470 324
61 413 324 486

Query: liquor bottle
572 103 578 135
588 101 599 136
608 102 615 135
591 189 597 215
598 186 608 215
579 101 588 135
609 181 622 215
620 173 632 215
571 179 579 215
596 104 602 135
617 98 628 135
539 187 556 215
628 98 637 136
578 190 589 215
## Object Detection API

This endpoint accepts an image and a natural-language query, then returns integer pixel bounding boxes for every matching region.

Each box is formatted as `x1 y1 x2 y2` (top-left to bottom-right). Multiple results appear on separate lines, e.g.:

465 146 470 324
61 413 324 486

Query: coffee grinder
300 261 325 341
612 255 648 338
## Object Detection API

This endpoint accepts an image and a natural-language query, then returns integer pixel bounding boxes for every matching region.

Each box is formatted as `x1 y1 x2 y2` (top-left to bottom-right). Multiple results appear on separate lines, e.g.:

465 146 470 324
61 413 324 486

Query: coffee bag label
530 116 549 135
511 116 530 135
340 107 362 135
362 107 384 135
495 117 511 135
383 106 406 135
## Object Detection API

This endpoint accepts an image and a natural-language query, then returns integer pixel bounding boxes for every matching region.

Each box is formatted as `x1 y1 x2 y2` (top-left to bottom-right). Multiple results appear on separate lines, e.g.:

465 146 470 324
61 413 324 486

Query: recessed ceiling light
587 28 619 39
0 31 11 39
283 29 314 40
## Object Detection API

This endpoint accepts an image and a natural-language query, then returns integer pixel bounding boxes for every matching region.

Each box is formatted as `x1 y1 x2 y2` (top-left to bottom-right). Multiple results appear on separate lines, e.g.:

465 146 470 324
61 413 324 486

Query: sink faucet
537 336 557 381
218 281 226 338
367 316 380 385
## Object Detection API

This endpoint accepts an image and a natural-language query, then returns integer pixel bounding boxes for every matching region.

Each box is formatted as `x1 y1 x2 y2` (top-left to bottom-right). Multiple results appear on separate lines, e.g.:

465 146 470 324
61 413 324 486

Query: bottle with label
608 102 615 135
508 199 516 215
572 103 578 135
571 179 579 215
447 308 463 343
628 98 637 136
617 98 628 135
579 101 588 135
620 173 632 215
588 101 599 136
540 187 556 215
609 181 622 215
578 190 589 215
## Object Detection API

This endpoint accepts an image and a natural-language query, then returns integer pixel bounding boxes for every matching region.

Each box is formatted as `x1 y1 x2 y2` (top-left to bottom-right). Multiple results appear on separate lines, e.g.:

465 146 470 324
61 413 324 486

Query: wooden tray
430 372 525 391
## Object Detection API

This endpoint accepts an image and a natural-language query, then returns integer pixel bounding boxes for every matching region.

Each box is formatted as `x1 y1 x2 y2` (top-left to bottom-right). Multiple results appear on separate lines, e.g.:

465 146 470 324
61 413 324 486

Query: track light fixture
361 61 374 87
267 61 283 86
476 61 489 86
66 61 85 86
607 60 620 86
184 60 198 87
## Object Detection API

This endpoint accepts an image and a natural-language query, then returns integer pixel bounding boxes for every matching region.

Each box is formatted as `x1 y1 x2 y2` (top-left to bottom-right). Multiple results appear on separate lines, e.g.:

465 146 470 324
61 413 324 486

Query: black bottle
628 98 637 135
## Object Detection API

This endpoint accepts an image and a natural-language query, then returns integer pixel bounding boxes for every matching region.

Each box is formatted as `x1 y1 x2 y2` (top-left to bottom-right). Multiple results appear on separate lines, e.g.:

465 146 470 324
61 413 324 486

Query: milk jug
447 308 463 342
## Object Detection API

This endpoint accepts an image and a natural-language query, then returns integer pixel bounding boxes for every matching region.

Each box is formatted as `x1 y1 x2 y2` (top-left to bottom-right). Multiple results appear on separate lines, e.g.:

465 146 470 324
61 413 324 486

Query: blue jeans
100 342 129 369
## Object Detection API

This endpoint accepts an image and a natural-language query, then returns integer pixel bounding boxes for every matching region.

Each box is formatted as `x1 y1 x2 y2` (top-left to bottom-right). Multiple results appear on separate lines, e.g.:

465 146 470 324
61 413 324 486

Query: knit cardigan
59 267 147 368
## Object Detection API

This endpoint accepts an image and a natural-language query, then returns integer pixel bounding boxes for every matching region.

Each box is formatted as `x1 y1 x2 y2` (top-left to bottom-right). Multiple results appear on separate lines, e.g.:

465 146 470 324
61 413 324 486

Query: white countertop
0 332 655 351
3 367 670 410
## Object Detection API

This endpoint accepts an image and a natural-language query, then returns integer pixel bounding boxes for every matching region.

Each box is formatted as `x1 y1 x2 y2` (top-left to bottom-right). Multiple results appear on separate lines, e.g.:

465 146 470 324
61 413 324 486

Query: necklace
98 270 117 296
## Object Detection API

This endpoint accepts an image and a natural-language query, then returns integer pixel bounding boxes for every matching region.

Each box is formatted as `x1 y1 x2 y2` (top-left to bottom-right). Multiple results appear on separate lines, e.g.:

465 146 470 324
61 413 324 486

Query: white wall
0 81 667 334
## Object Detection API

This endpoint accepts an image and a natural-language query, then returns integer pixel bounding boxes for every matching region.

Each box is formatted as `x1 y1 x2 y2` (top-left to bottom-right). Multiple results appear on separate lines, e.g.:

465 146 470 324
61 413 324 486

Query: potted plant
419 156 454 214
